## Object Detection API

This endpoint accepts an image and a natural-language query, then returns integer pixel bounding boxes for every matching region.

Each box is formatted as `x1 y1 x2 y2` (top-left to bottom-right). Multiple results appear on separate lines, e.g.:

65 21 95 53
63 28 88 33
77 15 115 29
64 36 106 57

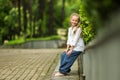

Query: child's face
70 16 79 27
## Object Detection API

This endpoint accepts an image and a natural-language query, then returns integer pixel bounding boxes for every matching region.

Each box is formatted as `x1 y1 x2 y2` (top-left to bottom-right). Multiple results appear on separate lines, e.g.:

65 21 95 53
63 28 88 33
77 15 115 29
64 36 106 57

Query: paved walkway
0 49 64 80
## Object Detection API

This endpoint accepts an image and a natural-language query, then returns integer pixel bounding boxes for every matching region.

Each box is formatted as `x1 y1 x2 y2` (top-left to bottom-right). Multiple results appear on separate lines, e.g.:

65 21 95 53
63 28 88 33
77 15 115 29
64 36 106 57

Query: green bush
5 35 61 45
79 0 120 44
79 0 96 44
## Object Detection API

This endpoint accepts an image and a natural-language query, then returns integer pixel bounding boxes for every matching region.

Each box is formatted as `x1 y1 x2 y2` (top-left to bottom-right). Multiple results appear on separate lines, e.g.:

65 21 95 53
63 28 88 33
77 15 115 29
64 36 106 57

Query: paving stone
0 49 64 80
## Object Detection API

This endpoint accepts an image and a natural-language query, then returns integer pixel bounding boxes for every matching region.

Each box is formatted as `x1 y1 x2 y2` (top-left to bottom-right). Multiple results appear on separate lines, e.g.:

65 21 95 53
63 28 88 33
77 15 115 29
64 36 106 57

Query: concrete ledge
51 60 79 80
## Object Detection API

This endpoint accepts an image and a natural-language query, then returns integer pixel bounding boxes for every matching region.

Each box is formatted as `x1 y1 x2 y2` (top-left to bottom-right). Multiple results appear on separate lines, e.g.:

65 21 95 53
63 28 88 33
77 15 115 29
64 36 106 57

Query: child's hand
66 46 74 55
65 48 69 53
66 49 72 55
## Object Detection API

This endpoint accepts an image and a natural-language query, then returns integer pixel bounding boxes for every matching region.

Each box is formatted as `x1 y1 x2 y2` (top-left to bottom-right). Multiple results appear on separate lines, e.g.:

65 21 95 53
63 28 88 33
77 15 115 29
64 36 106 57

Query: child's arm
66 28 71 52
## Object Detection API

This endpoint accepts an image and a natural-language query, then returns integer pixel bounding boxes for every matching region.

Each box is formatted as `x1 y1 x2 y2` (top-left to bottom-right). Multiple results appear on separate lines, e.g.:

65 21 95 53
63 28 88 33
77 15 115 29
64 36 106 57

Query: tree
80 0 120 28
22 0 27 37
28 0 33 37
47 0 54 36
18 0 21 36
0 0 12 44
38 0 45 36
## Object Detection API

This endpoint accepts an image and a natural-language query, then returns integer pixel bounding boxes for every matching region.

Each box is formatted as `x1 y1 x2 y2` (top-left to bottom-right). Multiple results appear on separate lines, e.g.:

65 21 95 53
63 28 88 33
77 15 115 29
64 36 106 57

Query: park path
0 49 64 80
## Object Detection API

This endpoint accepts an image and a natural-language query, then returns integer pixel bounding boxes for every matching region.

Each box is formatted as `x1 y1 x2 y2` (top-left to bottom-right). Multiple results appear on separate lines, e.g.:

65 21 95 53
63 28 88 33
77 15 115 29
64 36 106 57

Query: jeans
59 50 82 74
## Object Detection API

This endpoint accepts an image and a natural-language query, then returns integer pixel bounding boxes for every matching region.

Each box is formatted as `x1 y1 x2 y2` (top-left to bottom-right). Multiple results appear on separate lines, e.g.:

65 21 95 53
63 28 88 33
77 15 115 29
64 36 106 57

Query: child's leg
59 51 82 74
60 51 66 66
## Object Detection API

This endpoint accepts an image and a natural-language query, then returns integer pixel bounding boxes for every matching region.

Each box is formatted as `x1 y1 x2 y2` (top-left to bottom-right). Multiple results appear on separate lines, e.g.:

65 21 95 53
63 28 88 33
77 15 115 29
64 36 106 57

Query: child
55 13 85 77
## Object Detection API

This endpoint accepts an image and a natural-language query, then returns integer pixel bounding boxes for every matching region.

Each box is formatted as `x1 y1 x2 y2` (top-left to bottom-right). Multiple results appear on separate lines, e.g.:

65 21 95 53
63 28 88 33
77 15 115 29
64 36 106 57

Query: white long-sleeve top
67 27 85 52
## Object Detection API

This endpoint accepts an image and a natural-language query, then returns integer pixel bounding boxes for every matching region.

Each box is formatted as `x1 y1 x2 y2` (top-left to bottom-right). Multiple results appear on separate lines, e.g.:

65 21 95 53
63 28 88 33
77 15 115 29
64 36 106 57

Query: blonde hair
70 13 80 34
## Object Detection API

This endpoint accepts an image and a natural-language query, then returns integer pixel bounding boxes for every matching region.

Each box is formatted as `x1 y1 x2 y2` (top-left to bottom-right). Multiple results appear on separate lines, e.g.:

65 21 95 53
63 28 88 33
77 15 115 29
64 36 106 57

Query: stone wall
0 40 66 49
78 12 120 80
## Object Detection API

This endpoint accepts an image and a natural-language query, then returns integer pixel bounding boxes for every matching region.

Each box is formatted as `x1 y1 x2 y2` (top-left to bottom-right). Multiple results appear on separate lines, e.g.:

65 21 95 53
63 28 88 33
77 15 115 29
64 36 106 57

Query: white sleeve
71 28 81 46
67 28 70 45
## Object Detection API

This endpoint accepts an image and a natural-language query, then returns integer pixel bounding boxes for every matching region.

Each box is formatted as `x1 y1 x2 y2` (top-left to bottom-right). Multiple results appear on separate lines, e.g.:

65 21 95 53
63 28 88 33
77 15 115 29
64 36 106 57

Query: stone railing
78 12 120 80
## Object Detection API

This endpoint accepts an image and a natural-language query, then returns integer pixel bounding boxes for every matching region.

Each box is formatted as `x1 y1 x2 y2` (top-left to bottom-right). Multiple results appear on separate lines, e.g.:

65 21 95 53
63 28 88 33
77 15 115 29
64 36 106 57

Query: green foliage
0 0 12 27
5 35 61 45
79 0 120 44
79 0 96 44
63 0 81 29
63 17 70 29
5 38 25 45
3 7 20 40
27 35 61 41
0 35 2 44
4 8 18 27
0 0 12 44
0 0 97 46
81 0 120 28
4 7 33 39
41 13 48 35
